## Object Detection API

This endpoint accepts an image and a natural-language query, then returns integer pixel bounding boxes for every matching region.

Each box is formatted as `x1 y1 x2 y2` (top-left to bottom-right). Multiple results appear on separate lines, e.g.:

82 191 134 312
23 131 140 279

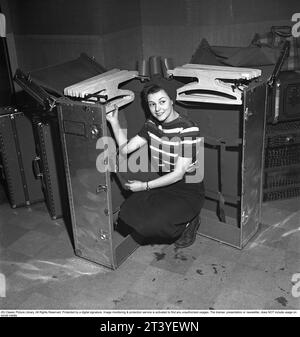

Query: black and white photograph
0 0 300 321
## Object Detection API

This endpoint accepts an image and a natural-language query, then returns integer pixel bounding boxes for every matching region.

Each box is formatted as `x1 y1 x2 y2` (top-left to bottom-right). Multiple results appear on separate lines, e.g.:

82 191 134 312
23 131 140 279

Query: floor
0 186 299 311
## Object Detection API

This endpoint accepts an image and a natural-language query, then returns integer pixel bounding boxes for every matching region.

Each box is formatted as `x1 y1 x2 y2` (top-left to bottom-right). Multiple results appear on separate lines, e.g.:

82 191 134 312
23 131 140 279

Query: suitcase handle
32 156 43 179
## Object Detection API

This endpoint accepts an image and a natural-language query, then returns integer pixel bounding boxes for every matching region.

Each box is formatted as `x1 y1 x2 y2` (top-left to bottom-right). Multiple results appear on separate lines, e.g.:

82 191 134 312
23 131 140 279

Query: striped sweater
138 115 202 173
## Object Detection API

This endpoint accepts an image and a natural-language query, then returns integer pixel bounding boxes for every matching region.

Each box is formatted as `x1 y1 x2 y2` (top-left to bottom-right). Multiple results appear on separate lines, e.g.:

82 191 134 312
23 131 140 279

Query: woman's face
147 89 175 123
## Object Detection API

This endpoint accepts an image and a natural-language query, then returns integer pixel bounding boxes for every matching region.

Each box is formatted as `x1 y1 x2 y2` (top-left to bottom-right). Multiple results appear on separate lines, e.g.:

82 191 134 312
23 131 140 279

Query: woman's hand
106 104 119 125
124 180 146 192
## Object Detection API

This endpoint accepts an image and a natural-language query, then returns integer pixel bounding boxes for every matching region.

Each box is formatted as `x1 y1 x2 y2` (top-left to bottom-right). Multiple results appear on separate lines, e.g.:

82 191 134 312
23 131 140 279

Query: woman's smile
155 111 165 117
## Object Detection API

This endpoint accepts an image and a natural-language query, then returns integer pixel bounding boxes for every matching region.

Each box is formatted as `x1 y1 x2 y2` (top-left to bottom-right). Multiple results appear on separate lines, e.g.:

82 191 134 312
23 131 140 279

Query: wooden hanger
64 69 138 112
168 64 261 105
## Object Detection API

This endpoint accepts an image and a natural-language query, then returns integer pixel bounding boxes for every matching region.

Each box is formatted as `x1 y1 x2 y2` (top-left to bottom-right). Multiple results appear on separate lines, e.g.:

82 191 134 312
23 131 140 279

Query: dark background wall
9 0 141 36
141 0 299 65
0 0 299 73
0 0 142 72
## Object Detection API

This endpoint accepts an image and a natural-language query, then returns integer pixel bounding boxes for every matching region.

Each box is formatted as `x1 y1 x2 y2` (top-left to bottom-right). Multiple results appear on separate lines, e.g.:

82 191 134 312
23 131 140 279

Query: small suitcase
31 116 64 219
0 107 44 208
263 120 300 201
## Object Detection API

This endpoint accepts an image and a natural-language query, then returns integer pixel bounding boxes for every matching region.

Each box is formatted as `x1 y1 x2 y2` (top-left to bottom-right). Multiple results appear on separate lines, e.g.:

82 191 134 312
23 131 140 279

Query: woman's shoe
174 215 200 248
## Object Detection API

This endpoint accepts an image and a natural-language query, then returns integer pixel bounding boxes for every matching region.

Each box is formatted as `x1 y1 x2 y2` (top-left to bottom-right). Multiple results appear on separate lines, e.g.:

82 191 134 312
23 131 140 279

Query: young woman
106 80 205 248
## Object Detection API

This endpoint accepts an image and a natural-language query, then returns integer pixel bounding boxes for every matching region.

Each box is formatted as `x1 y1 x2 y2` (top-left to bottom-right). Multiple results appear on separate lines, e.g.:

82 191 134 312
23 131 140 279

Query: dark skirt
119 179 205 241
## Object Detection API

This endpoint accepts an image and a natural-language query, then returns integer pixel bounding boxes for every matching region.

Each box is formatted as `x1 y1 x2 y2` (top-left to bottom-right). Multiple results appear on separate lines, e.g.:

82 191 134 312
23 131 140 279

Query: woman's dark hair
142 74 177 103
142 83 167 103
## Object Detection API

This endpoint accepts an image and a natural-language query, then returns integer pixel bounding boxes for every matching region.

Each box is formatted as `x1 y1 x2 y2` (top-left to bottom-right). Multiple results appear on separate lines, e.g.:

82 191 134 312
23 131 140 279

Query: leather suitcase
31 116 64 219
0 107 44 208
13 53 106 220
263 120 300 201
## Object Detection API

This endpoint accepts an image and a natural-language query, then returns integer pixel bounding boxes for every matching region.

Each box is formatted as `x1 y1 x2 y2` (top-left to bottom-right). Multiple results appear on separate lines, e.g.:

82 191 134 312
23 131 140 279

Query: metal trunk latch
90 124 101 138
99 229 110 241
241 210 249 225
96 184 107 193
244 108 253 121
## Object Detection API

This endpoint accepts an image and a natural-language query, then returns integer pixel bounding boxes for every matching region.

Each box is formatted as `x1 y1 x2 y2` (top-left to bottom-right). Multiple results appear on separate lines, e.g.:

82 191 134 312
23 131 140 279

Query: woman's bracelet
145 181 151 191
